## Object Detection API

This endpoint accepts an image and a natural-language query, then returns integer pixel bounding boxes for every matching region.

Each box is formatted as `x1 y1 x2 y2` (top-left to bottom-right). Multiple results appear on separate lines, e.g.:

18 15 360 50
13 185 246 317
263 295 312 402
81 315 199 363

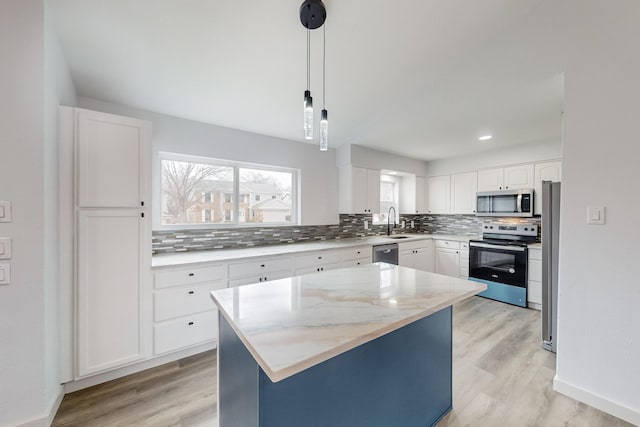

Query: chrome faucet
387 206 397 236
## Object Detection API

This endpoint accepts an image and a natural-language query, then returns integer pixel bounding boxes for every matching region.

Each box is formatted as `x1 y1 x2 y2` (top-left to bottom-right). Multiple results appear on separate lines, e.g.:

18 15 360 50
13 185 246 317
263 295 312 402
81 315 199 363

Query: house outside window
159 153 299 228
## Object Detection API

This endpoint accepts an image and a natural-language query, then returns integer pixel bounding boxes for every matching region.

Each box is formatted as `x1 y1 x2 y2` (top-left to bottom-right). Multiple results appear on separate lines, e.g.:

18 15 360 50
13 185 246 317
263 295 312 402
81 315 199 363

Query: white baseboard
553 375 640 426
64 342 216 393
15 386 64 427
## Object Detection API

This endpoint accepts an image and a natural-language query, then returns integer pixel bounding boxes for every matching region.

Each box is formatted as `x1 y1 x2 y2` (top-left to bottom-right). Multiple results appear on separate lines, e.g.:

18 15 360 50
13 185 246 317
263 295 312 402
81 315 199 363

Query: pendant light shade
300 0 329 151
319 109 328 151
304 90 313 140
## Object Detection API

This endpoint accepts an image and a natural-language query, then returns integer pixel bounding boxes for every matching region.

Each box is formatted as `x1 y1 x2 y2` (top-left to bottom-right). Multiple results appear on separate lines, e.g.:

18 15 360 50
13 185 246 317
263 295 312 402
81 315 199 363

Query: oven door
469 242 528 287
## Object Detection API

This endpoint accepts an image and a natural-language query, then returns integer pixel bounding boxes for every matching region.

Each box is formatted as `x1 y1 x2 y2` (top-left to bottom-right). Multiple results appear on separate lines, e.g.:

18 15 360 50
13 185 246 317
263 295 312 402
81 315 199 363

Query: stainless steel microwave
476 189 534 217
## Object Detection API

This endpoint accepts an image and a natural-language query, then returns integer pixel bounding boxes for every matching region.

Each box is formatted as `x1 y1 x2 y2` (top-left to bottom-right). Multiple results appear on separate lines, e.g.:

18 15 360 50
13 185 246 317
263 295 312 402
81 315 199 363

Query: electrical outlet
0 237 11 259
0 264 10 285
0 201 11 223
411 220 415 228
587 206 605 225
364 220 369 230
401 221 406 228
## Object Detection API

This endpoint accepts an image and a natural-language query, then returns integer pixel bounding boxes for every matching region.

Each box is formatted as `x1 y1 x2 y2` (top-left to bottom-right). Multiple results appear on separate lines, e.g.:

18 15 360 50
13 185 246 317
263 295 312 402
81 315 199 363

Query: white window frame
156 152 300 230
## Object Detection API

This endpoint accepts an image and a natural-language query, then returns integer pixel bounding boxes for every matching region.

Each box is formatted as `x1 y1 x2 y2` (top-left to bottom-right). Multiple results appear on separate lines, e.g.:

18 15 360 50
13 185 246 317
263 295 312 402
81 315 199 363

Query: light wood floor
53 297 634 427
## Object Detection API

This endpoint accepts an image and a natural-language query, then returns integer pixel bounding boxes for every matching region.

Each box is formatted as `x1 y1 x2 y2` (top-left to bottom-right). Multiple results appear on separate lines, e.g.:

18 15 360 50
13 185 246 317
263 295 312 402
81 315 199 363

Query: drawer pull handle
264 276 267 281
260 264 265 267
188 322 194 326
357 251 360 254
188 291 194 295
318 256 322 259
259 277 263 282
188 273 194 277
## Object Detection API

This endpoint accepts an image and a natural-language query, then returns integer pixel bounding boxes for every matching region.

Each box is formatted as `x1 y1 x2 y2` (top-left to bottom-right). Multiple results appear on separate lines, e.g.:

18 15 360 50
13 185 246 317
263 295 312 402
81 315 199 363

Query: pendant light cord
322 23 326 109
306 22 310 91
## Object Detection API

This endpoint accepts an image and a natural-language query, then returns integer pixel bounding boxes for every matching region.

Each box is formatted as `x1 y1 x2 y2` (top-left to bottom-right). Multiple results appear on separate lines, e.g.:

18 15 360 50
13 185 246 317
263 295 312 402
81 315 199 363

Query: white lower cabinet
341 245 372 268
398 240 434 272
294 250 344 274
435 240 461 278
77 209 148 377
528 248 542 310
459 242 469 278
154 310 218 355
228 255 293 287
152 264 227 356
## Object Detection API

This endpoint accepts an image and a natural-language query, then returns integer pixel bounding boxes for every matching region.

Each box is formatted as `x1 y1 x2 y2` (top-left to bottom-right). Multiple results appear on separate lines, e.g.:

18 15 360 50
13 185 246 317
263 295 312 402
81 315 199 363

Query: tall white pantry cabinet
71 108 152 378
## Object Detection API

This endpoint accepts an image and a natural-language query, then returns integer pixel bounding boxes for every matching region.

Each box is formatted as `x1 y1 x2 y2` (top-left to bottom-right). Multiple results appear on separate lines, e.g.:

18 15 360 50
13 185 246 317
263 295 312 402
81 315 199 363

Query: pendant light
319 24 329 151
300 0 326 142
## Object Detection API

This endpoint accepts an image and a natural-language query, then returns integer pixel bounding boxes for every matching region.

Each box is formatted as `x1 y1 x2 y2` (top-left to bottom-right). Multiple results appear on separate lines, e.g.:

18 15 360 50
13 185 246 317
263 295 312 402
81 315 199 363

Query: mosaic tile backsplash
152 214 541 254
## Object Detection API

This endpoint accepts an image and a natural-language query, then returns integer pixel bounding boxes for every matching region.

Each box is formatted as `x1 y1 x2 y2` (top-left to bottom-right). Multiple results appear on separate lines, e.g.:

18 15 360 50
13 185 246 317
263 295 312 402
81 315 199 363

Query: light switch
0 201 11 223
0 237 11 259
0 264 10 285
587 206 605 225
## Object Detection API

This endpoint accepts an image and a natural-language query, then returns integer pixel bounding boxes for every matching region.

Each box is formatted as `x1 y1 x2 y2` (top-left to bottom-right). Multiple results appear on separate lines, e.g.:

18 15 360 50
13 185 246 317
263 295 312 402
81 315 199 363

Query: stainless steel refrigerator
542 181 561 353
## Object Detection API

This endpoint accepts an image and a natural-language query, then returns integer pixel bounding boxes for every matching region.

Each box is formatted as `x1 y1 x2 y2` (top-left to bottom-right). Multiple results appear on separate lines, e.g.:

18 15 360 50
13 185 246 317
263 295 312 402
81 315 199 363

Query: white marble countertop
152 233 477 268
210 263 486 382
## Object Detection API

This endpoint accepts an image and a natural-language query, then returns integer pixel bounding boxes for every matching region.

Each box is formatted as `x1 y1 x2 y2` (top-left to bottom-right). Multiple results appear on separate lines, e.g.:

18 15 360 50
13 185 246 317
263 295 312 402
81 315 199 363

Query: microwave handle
517 194 523 213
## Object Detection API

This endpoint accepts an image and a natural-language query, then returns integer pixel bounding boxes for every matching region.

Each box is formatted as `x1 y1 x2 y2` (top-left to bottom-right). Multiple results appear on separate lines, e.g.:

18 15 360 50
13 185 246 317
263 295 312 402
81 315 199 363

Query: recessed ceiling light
479 135 493 141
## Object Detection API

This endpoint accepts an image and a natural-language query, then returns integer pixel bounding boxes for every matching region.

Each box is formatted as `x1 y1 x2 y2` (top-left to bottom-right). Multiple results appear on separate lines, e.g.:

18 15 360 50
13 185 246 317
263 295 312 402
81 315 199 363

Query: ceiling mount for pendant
299 0 326 30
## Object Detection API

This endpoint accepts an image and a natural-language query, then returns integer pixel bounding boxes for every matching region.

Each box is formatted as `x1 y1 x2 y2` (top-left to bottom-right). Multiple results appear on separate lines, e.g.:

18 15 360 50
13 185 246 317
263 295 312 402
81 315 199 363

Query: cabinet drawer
154 281 225 322
154 265 226 289
154 310 217 355
529 248 542 260
342 246 371 261
460 242 469 250
228 257 292 279
435 240 460 250
295 262 343 275
342 258 371 268
398 239 432 251
294 251 343 269
227 269 293 288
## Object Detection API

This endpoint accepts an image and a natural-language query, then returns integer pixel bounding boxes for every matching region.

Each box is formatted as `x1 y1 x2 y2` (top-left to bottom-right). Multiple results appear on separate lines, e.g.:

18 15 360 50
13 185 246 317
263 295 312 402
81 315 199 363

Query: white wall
44 1 77 421
77 97 339 227
0 1 46 425
553 1 640 424
425 139 562 177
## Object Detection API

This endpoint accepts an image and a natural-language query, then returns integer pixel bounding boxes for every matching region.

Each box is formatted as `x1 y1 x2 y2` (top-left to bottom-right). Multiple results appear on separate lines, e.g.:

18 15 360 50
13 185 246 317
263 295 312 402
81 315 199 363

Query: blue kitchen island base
218 306 453 427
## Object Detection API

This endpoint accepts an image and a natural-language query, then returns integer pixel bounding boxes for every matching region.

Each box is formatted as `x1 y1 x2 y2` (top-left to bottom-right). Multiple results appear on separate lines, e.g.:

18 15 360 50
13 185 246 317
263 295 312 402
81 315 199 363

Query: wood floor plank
52 297 634 427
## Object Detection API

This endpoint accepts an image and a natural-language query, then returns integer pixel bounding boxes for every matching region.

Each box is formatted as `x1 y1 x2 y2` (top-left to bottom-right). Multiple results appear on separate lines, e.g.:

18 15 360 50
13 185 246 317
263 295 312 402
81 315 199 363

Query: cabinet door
477 168 504 192
399 250 415 268
504 164 534 189
77 209 146 377
414 245 434 272
451 172 478 214
350 167 369 213
367 169 381 213
427 175 451 214
415 176 427 213
534 161 562 215
435 248 460 277
76 109 150 207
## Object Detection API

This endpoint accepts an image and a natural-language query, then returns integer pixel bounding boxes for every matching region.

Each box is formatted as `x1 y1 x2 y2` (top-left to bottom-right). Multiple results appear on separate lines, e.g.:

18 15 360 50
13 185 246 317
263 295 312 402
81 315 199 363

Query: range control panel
482 223 538 237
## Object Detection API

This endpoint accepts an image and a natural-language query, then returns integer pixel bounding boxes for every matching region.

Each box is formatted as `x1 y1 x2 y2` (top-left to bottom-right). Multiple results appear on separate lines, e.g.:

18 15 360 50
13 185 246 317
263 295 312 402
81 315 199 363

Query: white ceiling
49 0 564 161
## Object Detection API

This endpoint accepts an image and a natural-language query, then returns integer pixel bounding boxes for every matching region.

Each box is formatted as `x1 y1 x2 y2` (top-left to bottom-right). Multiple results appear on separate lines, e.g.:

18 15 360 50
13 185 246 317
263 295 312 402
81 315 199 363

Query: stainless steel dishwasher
372 243 399 265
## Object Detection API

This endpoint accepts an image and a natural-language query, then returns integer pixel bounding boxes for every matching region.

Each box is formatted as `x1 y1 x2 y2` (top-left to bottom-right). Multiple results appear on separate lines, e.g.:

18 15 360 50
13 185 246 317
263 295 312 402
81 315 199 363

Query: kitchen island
210 263 486 427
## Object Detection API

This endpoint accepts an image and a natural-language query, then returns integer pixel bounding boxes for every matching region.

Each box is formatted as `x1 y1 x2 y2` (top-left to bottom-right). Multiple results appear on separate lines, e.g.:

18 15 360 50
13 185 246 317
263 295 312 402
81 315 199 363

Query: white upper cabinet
400 175 427 214
477 168 504 192
339 166 380 214
427 175 451 214
76 108 151 208
534 160 562 215
451 172 478 214
415 176 427 213
503 164 534 189
478 164 534 192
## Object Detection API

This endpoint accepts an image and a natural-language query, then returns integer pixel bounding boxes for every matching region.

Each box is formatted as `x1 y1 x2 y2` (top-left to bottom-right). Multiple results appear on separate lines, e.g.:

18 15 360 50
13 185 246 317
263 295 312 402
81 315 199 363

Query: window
160 153 299 227
373 174 400 224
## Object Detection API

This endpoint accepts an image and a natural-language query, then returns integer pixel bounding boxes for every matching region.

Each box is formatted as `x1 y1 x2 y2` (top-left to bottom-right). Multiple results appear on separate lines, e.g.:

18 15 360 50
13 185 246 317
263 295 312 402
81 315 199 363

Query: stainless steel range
468 223 538 307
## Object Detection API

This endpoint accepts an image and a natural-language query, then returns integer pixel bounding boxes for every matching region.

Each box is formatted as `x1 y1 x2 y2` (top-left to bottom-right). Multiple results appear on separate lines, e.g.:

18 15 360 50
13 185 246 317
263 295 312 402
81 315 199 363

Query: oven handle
469 242 526 252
